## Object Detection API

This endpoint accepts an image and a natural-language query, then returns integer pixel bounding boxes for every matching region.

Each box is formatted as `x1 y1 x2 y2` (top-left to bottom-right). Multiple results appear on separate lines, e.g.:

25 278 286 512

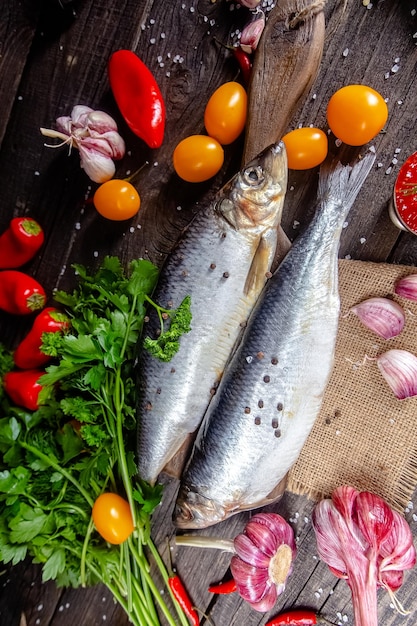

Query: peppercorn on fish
136 141 288 485
174 152 375 529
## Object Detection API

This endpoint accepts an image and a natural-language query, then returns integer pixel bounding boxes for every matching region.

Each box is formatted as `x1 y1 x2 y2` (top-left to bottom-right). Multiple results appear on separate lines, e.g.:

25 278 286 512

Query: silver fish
174 152 375 529
136 141 288 485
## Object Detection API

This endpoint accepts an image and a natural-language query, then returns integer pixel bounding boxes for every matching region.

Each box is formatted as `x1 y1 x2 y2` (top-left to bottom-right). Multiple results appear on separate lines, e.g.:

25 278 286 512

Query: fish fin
162 433 195 479
228 475 288 517
244 233 274 296
265 474 288 502
319 150 376 211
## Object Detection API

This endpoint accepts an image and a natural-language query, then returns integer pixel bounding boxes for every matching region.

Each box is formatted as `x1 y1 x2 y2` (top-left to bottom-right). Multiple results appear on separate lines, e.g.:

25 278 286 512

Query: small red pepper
168 574 200 626
3 369 45 411
14 307 70 369
0 271 46 315
108 50 166 149
0 217 45 269
208 578 237 594
265 609 318 625
233 47 252 86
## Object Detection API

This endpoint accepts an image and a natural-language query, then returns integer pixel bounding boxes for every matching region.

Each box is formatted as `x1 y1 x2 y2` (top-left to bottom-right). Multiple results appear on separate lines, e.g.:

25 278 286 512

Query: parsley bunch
0 257 192 626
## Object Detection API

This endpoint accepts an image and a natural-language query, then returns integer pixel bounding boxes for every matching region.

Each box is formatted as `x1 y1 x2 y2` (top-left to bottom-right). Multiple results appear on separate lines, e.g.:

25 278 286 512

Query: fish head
217 141 288 231
173 485 228 529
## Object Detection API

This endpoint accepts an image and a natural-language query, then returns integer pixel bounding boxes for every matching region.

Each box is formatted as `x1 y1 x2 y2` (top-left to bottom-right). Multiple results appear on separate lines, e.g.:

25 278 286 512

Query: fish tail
318 150 376 211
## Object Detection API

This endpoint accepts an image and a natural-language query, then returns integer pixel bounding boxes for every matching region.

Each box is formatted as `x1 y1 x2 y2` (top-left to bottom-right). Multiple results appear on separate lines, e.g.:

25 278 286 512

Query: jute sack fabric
287 259 417 512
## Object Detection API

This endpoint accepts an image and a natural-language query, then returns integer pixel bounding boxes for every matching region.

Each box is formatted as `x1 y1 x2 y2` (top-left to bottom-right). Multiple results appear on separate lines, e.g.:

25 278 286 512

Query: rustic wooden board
0 0 416 625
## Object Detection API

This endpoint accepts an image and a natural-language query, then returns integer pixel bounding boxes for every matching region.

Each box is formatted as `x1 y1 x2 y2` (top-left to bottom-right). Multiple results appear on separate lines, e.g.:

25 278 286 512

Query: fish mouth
218 140 288 230
173 487 227 529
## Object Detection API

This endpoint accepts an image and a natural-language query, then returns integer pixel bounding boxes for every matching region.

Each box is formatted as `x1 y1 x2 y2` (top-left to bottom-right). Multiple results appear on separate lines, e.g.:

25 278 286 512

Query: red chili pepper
265 609 318 625
208 578 237 594
108 49 166 149
14 307 70 369
233 46 252 86
168 574 200 626
0 217 45 269
0 271 46 315
3 369 45 411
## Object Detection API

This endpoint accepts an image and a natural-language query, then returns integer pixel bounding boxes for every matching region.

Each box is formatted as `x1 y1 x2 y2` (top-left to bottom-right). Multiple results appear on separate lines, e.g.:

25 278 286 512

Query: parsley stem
19 441 94 507
129 539 187 626
80 516 95 587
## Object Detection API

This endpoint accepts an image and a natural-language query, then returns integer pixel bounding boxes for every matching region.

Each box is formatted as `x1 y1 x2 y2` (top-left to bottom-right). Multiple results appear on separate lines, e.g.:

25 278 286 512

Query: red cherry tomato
282 127 328 170
93 179 140 220
327 84 388 146
92 493 134 544
204 81 248 145
173 135 224 183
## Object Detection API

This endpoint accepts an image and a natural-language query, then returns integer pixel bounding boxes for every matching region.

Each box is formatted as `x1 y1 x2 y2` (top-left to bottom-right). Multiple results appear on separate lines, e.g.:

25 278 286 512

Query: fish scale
136 142 288 485
174 153 376 529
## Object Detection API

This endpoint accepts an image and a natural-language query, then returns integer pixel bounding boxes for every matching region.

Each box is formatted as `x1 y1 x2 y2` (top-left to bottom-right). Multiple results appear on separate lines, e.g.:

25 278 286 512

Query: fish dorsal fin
244 233 273 297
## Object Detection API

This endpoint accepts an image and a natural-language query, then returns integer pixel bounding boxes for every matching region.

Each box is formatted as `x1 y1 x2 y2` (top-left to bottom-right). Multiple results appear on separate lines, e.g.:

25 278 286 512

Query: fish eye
243 165 265 186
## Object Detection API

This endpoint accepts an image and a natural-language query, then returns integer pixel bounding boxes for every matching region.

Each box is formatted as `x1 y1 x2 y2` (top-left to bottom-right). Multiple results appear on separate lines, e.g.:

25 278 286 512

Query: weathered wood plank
0 0 40 149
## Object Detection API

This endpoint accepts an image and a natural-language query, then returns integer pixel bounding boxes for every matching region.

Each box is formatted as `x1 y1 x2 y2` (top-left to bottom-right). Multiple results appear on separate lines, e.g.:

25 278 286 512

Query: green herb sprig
0 256 192 626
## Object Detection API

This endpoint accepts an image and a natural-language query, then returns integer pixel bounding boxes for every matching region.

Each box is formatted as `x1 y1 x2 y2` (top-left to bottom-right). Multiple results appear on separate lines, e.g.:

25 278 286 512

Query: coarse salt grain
342 48 349 57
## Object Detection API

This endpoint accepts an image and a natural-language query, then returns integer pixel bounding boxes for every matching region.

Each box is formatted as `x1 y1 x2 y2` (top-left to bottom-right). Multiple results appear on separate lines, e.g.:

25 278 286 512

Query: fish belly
136 208 276 484
179 249 340 522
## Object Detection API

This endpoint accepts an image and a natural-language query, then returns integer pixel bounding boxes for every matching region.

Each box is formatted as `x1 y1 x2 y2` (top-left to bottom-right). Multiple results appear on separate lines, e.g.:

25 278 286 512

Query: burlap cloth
287 259 417 512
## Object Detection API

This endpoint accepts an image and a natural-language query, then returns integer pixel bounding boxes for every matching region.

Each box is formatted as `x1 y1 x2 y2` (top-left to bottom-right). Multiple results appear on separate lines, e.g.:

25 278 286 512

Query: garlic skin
235 0 262 8
394 274 417 302
174 512 296 613
349 296 405 339
41 105 125 183
376 349 417 399
312 486 416 626
240 11 266 54
230 513 296 612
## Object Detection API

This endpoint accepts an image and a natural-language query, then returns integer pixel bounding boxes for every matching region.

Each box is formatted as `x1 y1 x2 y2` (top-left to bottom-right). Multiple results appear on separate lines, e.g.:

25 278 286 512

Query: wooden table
0 0 416 624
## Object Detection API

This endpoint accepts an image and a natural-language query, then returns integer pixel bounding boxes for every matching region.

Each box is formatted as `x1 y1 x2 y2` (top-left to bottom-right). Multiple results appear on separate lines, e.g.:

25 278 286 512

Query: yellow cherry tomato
93 179 140 220
173 135 224 183
204 81 247 145
92 493 134 545
327 84 388 146
282 127 328 170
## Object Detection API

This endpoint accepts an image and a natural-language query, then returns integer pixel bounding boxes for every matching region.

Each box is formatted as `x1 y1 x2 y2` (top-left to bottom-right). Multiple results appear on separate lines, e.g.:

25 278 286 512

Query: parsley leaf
0 256 192 626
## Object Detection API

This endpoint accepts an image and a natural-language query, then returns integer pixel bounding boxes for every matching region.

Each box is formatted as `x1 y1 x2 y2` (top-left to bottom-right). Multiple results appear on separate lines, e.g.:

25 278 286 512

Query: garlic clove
236 0 262 8
376 349 417 399
230 512 296 612
86 110 119 134
240 11 266 54
70 104 94 127
349 296 405 339
394 274 417 302
78 143 116 183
